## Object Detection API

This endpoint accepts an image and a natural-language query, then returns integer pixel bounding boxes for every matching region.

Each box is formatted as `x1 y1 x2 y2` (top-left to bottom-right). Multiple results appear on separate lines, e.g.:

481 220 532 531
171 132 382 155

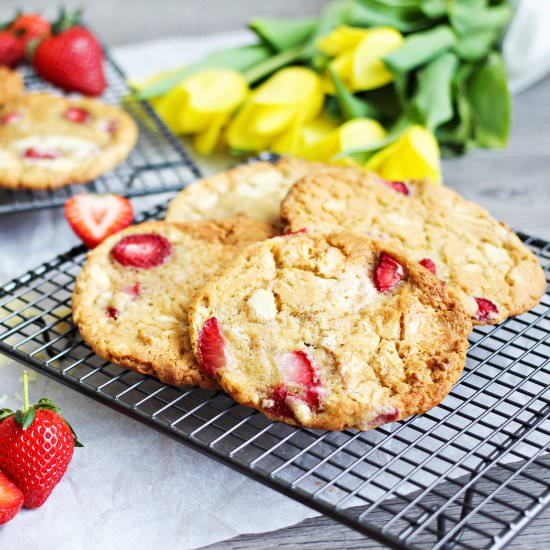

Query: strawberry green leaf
0 408 15 421
36 397 62 413
14 407 35 429
62 416 84 448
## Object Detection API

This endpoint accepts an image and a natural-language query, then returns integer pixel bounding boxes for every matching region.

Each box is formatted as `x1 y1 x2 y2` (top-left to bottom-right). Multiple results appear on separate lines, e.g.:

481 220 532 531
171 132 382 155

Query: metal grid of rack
0 198 548 548
0 52 201 215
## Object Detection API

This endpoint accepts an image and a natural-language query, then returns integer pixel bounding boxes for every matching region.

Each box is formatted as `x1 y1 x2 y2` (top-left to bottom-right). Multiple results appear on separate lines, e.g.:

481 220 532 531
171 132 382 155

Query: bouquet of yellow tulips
135 0 512 183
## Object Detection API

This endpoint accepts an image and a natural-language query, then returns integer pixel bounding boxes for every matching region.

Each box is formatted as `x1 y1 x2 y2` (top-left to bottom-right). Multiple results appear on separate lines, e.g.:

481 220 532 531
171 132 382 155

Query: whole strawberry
32 8 105 96
0 30 24 67
9 12 51 52
0 372 83 509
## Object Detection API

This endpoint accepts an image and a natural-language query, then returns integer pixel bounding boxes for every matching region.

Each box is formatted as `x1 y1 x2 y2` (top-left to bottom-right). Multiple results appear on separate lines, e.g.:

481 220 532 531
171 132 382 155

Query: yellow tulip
271 115 338 157
303 118 387 163
317 26 404 92
226 67 324 152
154 69 248 154
366 125 441 183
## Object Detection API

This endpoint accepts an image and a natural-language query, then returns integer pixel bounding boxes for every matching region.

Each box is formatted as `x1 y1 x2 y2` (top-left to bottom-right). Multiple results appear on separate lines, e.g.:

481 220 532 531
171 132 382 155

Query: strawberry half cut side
0 471 24 525
475 297 499 322
1 112 21 125
111 233 172 268
198 317 227 376
65 194 133 249
419 257 437 275
373 253 405 292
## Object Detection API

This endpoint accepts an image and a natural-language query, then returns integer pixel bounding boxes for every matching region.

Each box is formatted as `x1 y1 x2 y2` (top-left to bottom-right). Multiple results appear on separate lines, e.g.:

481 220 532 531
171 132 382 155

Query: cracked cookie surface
0 92 138 189
165 157 330 229
189 233 472 430
72 218 274 388
281 171 546 324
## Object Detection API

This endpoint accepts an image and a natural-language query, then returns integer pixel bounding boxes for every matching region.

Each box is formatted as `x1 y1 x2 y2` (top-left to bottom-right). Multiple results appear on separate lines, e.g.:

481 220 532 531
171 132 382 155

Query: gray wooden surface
3 2 547 548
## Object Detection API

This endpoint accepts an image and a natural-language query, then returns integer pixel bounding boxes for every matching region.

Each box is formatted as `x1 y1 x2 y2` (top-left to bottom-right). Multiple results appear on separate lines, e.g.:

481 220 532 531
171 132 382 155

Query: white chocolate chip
247 289 277 321
324 199 346 212
286 396 312 424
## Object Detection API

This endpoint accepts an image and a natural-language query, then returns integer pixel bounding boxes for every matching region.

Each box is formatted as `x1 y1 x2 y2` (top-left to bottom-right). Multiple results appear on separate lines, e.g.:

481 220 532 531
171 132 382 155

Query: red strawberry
380 179 410 196
65 194 133 249
32 10 105 96
0 372 82 509
286 228 308 236
475 297 499 322
198 317 227 376
419 258 437 275
278 351 319 389
267 351 322 420
122 282 141 298
0 30 24 67
366 407 399 429
107 306 118 320
373 253 405 292
64 106 90 123
111 233 172 268
1 111 21 125
24 147 58 160
265 385 294 419
0 471 24 525
9 13 51 52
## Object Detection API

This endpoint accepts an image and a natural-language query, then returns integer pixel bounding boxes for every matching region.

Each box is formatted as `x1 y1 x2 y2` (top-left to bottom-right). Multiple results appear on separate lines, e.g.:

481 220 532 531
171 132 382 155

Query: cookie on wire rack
189 232 472 430
0 92 138 189
281 170 546 325
72 218 274 389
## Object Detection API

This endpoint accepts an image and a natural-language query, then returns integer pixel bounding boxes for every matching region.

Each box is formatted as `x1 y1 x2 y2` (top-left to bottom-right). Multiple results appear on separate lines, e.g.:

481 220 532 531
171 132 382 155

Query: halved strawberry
198 317 226 376
278 351 319 388
0 470 24 526
475 297 499 322
23 147 58 160
111 234 172 268
419 258 437 275
64 107 90 123
65 194 133 249
380 179 410 196
1 112 21 125
373 253 405 292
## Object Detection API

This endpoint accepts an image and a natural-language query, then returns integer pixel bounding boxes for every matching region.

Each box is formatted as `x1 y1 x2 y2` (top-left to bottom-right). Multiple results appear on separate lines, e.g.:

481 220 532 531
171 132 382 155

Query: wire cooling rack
0 199 548 549
0 52 201 215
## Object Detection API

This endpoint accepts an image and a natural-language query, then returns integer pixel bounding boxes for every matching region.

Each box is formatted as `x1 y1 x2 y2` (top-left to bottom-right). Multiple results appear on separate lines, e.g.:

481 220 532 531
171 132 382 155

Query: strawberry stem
22 371 29 413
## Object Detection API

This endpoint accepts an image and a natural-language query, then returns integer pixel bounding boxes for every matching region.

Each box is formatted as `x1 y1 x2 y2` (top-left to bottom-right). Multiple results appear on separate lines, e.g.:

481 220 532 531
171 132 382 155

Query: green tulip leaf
466 52 511 148
249 17 317 52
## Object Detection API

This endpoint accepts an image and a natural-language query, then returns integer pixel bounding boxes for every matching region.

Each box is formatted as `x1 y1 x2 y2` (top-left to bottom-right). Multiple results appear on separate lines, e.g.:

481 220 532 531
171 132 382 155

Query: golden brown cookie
0 67 23 104
189 232 472 430
0 92 138 189
72 218 275 388
165 157 330 229
281 171 546 324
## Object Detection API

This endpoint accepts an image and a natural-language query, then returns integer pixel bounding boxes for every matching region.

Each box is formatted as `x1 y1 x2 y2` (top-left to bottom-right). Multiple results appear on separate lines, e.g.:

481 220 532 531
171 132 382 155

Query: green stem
23 371 29 412
243 44 306 85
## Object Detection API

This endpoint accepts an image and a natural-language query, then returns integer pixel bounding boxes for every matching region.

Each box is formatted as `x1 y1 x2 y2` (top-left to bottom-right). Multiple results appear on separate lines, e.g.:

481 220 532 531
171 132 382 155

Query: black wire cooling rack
0 52 201 215
0 198 548 549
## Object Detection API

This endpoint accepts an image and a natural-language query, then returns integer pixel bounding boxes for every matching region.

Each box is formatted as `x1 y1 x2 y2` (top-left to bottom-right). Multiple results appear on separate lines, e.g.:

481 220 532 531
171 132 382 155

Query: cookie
0 67 23 105
0 92 138 189
165 157 329 228
72 218 274 388
189 233 472 430
281 171 546 324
